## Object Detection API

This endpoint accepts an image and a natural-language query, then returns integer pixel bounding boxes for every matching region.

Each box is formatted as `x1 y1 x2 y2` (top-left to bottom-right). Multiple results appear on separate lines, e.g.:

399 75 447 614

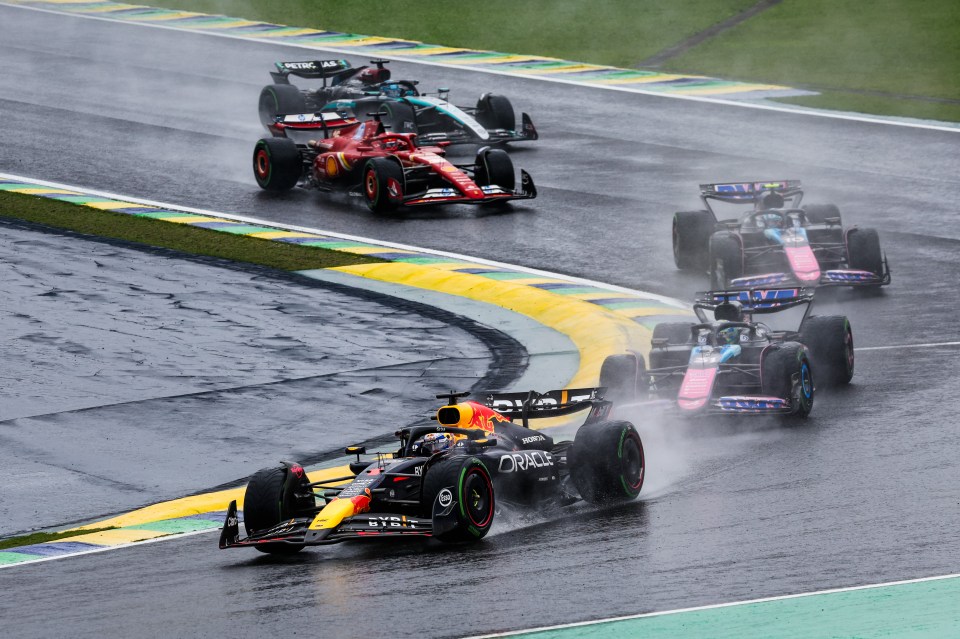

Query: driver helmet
718 326 742 345
757 190 785 210
714 300 744 322
359 67 390 85
380 82 404 98
416 432 456 455
756 212 784 229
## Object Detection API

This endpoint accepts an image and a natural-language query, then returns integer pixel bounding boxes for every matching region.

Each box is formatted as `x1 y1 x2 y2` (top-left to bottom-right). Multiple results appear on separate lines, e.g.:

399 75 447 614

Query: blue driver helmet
718 326 741 345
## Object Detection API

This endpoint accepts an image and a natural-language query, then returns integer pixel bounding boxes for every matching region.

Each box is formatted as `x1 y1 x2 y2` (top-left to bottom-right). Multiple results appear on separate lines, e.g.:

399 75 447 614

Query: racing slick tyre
253 138 302 191
421 456 495 543
761 343 814 418
600 354 646 404
847 227 884 277
362 157 405 213
802 204 841 225
474 148 516 191
569 421 645 505
243 464 314 554
709 232 743 289
258 84 308 129
800 315 854 386
379 100 418 135
475 93 515 131
673 210 716 270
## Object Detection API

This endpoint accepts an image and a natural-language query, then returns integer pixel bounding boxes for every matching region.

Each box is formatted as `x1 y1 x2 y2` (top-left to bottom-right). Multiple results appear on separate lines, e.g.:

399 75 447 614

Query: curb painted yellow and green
0 174 690 566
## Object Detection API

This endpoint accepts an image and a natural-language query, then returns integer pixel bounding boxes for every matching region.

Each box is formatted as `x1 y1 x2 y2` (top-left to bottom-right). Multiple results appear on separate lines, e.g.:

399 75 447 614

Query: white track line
0 527 218 570
464 571 960 638
3 2 958 134
858 341 960 352
0 171 687 308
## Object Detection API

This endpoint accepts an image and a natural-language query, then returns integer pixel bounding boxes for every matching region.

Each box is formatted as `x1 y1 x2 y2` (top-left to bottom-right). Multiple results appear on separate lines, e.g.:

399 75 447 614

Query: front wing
402 170 537 207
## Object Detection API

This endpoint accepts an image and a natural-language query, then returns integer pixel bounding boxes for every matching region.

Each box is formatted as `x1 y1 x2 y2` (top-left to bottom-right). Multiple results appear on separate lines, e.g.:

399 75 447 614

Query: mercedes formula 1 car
257 59 538 146
252 111 536 211
600 288 855 419
220 388 644 554
671 180 891 290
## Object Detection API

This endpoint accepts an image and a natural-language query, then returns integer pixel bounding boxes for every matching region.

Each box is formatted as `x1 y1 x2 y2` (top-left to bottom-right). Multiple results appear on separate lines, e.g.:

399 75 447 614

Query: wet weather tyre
422 457 495 542
243 465 312 554
474 148 515 191
800 315 854 385
653 322 695 345
362 157 404 213
709 233 743 289
673 210 715 270
847 227 883 276
258 84 308 129
380 101 418 135
761 343 814 418
253 138 301 191
802 203 841 225
569 421 645 505
475 93 515 131
600 354 646 404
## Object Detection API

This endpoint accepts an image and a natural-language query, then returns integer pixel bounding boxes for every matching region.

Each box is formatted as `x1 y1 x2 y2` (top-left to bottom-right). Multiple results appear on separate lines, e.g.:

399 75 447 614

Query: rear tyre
672 210 716 270
802 203 841 225
258 84 308 129
253 138 302 191
709 233 743 289
569 421 644 505
421 456 495 542
761 343 814 418
475 93 515 130
474 148 515 191
599 354 646 404
847 227 883 276
652 322 695 345
362 157 405 213
379 100 418 134
799 315 854 385
243 464 313 554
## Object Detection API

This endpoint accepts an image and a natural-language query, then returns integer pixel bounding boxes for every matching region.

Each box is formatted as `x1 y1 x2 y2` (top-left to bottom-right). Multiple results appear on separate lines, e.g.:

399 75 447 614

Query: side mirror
356 145 373 151
345 445 366 456
473 438 497 448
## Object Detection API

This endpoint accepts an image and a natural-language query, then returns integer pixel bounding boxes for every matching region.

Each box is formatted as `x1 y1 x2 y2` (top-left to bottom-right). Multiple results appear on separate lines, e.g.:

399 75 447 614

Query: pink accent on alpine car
677 366 718 411
783 245 821 282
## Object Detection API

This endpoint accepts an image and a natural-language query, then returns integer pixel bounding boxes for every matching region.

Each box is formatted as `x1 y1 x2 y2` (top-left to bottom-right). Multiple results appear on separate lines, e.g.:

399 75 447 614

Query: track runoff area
3 2 960 636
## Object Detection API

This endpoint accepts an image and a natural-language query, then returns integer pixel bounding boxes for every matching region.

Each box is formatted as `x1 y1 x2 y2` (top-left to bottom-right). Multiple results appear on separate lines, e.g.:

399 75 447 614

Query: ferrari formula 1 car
252 111 536 211
671 180 891 290
257 59 538 146
599 288 855 419
219 388 644 554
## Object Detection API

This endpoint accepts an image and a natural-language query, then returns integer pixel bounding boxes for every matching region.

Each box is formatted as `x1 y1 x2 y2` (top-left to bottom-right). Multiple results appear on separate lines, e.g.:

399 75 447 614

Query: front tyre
362 157 405 213
569 421 644 505
672 210 715 270
253 138 301 191
422 457 495 542
709 232 743 289
475 93 515 131
847 227 883 276
474 148 515 191
243 464 313 554
761 343 814 418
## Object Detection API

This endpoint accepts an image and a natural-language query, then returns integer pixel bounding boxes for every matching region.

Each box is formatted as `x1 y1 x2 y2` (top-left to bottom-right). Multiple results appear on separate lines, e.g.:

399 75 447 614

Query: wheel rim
801 361 812 400
364 169 378 202
672 221 681 260
620 432 644 491
845 325 855 374
462 467 493 528
254 149 270 180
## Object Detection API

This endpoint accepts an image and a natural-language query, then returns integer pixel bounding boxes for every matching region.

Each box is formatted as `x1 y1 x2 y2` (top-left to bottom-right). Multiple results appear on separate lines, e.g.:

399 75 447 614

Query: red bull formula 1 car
258 58 538 146
671 180 890 290
219 388 644 554
253 111 535 211
599 288 854 419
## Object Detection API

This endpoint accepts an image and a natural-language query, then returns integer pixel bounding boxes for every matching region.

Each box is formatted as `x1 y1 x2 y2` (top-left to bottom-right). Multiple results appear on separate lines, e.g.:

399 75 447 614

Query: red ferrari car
252 111 536 212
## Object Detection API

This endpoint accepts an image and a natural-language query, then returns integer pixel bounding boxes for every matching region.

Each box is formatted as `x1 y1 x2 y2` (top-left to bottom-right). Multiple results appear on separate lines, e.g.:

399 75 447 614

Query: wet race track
2 5 960 638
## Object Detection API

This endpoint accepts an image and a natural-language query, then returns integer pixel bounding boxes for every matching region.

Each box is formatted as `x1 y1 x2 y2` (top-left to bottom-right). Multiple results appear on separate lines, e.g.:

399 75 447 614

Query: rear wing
700 180 804 204
481 388 611 426
693 288 814 321
270 59 355 84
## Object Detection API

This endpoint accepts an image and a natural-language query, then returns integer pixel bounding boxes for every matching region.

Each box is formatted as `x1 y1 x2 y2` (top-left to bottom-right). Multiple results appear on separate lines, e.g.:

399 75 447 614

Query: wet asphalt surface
1 5 960 638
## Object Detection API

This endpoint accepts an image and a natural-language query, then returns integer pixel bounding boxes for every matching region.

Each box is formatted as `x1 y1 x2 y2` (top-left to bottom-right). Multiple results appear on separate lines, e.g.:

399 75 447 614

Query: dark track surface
2 5 960 638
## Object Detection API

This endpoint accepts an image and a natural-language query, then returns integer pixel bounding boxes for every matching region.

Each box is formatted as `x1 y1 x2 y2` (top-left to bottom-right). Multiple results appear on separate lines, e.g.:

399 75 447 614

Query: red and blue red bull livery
220 388 644 555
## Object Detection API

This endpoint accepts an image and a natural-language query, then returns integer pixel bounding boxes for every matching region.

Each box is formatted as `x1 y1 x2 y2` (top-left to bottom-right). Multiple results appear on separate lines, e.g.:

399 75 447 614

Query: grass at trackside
661 0 960 122
0 527 115 551
146 0 758 69
0 191 384 271
149 0 959 123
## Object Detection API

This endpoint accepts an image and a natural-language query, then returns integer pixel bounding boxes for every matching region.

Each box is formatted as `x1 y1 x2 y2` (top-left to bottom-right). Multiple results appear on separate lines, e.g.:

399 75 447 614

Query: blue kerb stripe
8 541 102 556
